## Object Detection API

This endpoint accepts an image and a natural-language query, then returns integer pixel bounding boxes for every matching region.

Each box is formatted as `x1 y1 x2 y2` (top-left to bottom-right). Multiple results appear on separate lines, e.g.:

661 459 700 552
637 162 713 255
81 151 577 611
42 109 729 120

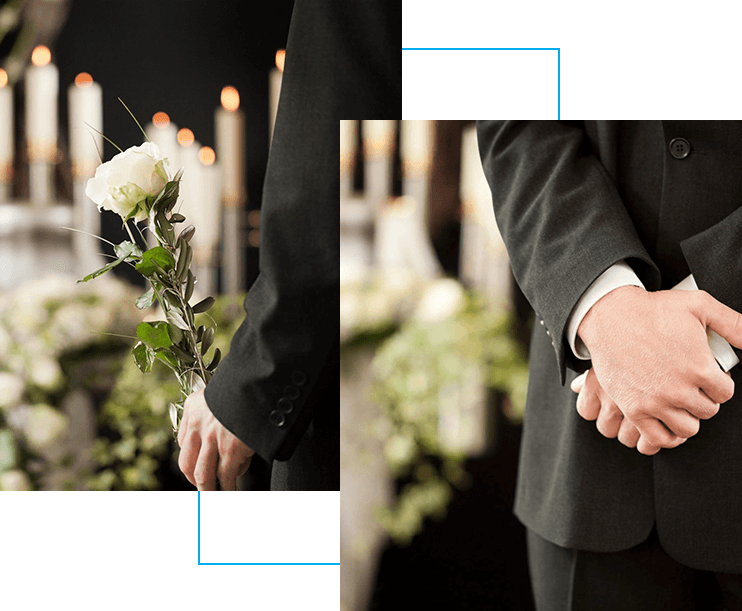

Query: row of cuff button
269 370 308 428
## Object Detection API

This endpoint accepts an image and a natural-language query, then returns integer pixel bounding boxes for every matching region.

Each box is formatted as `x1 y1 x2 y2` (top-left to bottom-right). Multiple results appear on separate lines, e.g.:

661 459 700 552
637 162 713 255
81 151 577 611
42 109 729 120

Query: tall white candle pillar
215 86 246 297
340 120 357 200
68 72 103 272
400 120 434 229
363 120 395 268
25 45 58 207
0 69 13 202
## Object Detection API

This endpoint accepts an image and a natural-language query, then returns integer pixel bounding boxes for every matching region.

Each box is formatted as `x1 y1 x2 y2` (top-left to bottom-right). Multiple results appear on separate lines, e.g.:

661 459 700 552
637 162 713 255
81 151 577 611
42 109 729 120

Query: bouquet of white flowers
79 106 219 434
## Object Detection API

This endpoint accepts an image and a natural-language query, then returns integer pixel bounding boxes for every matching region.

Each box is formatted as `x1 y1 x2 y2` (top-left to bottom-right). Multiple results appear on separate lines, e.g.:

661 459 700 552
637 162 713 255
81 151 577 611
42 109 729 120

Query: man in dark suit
477 121 742 610
176 0 400 492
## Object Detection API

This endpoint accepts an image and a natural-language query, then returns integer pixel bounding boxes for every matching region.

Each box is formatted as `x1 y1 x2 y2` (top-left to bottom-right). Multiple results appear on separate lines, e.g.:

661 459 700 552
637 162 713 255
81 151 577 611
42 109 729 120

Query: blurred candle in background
215 85 246 296
68 71 103 271
176 127 203 237
25 45 58 206
192 145 221 297
0 69 13 202
145 111 180 179
268 49 285 146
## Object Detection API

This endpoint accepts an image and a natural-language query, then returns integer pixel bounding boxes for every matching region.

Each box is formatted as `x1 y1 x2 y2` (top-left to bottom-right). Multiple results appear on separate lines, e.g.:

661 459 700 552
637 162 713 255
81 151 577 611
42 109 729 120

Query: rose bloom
86 141 170 222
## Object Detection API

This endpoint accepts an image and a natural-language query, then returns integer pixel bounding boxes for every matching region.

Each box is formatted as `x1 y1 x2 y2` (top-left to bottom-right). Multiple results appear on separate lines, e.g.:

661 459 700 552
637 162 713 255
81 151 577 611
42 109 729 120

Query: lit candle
145 111 180 179
215 85 246 296
25 45 58 206
192 146 220 297
400 120 434 229
176 127 202 232
0 69 13 202
340 120 357 199
68 72 103 273
215 86 246 208
268 49 285 146
67 72 102 181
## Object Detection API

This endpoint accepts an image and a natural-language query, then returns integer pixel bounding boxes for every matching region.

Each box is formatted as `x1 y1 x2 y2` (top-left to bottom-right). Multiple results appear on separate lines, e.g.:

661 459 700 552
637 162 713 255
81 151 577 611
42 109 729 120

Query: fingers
575 370 601 421
177 426 201 488
633 418 684 455
617 418 641 448
655 405 700 439
193 437 219 491
216 447 241 492
695 290 742 352
595 400 623 438
699 370 734 408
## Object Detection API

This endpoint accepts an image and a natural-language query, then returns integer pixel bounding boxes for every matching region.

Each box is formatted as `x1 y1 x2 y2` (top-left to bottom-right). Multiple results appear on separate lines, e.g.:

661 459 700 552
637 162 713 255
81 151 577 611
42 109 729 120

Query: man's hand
577 286 740 453
571 369 686 455
177 388 255 490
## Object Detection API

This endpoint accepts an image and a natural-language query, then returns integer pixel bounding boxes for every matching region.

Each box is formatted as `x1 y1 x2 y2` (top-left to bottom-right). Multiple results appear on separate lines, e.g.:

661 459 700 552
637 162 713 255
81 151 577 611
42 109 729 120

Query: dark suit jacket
477 120 742 573
203 0 400 491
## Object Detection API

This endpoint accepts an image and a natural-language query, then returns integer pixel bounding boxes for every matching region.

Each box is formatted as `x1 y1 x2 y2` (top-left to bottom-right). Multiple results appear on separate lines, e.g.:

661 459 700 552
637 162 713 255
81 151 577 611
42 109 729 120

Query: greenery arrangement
0 274 141 490
341 278 528 545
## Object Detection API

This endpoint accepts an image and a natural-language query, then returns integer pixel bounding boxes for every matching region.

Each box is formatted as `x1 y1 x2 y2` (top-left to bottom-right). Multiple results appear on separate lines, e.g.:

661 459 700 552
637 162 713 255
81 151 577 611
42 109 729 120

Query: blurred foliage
369 281 529 545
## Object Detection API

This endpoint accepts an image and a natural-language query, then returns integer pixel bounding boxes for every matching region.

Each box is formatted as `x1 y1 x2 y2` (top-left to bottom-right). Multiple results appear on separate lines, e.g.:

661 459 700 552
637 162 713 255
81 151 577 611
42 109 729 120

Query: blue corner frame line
401 47 561 120
197 492 340 566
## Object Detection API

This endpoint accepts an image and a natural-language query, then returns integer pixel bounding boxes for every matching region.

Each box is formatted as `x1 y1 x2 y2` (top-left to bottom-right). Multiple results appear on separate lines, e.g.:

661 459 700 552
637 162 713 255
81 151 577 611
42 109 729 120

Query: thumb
695 291 742 350
570 371 588 394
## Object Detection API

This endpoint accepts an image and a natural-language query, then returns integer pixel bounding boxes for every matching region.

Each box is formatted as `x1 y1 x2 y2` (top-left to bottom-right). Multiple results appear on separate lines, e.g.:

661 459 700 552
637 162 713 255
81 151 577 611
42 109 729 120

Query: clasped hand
572 286 739 455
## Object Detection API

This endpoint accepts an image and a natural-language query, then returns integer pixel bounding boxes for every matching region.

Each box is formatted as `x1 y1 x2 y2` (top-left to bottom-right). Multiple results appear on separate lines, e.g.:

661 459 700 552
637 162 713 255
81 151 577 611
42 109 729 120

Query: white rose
86 142 170 222
29 357 62 391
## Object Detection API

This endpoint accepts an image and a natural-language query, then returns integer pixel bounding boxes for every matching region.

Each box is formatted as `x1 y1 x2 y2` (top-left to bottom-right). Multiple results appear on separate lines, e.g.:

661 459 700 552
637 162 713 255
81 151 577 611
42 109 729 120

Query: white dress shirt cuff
566 263 739 372
566 261 645 360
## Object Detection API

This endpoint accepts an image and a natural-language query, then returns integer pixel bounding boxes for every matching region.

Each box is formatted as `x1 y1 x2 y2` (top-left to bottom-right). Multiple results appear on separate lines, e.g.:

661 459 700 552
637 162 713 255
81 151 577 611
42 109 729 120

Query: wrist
577 285 645 354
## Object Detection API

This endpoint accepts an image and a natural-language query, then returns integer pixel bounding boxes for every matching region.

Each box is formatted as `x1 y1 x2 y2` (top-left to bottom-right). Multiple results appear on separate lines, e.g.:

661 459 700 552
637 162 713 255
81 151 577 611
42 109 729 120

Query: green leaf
114 240 143 260
162 290 181 310
170 213 186 223
135 287 156 309
167 322 183 345
167 309 189 331
170 344 196 364
201 326 215 355
192 296 215 314
135 247 175 277
196 325 205 343
175 239 192 282
207 348 221 371
132 341 154 373
178 225 195 243
156 210 175 245
136 321 172 350
184 270 195 303
155 349 179 371
77 257 126 283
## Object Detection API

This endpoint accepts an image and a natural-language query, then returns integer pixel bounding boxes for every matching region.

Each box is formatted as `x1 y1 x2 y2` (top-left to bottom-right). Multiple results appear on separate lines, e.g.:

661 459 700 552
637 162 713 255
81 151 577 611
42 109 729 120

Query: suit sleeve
203 0 399 462
476 120 661 383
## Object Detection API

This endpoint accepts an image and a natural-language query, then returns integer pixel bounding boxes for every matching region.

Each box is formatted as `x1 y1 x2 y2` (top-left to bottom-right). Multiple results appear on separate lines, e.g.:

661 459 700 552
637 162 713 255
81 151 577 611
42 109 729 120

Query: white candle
0 69 13 201
340 120 357 198
68 72 104 273
67 72 102 181
214 86 246 208
268 49 285 146
400 120 433 178
176 128 202 229
25 45 58 206
215 86 246 296
145 111 180 179
196 146 221 253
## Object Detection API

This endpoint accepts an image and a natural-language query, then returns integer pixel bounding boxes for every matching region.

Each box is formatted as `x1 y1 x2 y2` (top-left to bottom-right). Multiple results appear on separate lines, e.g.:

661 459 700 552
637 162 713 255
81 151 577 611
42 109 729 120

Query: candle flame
0 69 7 88
198 146 216 166
74 72 93 88
248 209 260 228
31 45 52 67
275 49 286 73
153 112 170 128
177 128 195 147
221 86 240 111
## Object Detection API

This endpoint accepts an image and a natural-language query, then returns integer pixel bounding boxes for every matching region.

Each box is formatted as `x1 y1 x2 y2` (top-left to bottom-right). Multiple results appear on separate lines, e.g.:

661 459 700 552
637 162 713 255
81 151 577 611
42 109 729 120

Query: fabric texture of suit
476 120 742 573
204 0 401 491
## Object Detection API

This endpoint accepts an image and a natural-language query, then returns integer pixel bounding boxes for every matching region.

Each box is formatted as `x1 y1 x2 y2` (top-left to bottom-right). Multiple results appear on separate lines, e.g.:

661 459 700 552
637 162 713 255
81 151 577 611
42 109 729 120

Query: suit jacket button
284 385 301 400
539 319 545 326
277 398 294 413
291 370 308 386
269 410 286 427
669 137 690 159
